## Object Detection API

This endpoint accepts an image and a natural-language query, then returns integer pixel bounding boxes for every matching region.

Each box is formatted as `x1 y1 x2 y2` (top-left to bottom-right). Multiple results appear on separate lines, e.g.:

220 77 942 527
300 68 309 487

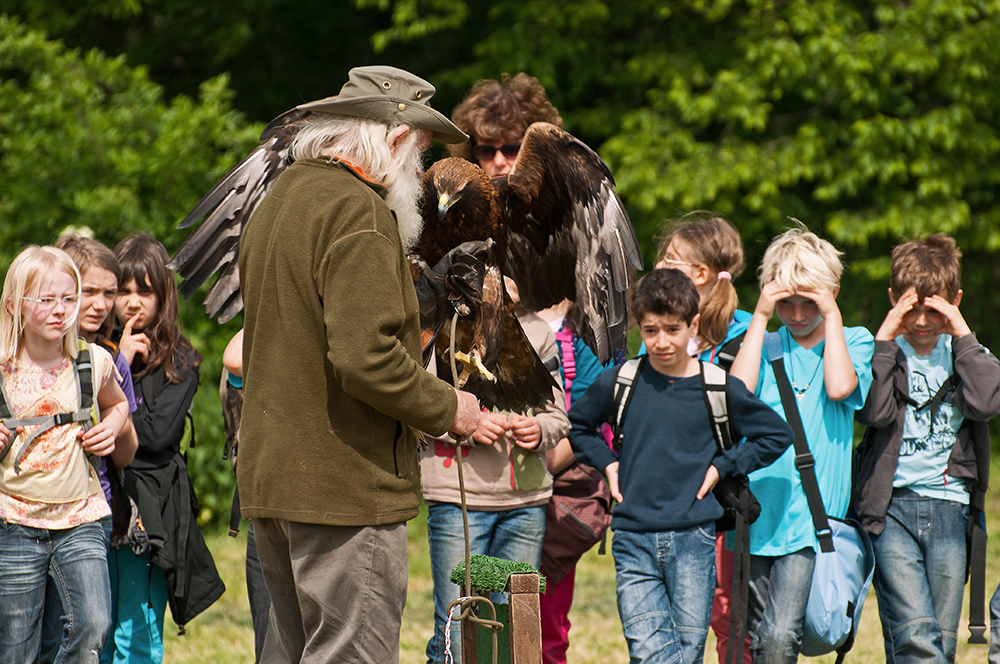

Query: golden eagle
413 122 642 412
169 118 642 413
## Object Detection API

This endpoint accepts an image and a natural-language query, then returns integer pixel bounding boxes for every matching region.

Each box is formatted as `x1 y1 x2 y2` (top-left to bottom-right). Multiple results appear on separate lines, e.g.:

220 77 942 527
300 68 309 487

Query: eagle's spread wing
167 119 300 322
500 122 643 363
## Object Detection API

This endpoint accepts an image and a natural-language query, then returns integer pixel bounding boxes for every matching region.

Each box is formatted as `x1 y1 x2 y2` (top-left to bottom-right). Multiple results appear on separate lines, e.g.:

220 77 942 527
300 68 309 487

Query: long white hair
290 115 426 249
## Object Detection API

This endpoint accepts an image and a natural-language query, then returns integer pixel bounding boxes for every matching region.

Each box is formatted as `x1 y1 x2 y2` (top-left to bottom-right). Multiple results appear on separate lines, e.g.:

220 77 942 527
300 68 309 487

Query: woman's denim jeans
612 525 716 664
0 518 111 664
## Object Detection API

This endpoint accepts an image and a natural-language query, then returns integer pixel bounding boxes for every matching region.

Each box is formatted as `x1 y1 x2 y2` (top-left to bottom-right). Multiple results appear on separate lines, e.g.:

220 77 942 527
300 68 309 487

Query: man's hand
510 414 541 449
605 461 623 503
876 289 918 341
696 465 720 500
448 389 481 439
754 281 794 320
472 412 510 446
924 292 971 338
118 313 150 365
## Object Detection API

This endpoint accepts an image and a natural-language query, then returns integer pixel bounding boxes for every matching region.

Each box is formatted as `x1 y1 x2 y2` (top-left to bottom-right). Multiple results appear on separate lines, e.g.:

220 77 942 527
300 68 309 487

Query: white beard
383 136 425 252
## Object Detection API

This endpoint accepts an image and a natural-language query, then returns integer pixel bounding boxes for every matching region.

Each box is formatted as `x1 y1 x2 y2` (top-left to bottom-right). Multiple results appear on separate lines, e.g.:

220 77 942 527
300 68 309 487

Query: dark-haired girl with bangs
103 232 221 664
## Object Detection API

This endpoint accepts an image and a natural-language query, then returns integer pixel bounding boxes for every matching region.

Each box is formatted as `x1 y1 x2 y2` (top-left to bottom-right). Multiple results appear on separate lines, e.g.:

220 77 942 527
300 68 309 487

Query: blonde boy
730 226 874 663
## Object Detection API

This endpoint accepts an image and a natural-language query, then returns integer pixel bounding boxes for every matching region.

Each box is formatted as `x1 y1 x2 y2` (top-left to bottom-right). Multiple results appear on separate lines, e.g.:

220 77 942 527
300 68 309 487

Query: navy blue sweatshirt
569 360 793 533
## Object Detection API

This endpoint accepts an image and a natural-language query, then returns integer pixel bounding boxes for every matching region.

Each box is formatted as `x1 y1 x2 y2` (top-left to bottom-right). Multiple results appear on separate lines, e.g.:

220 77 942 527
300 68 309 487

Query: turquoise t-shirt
893 335 968 503
748 325 874 556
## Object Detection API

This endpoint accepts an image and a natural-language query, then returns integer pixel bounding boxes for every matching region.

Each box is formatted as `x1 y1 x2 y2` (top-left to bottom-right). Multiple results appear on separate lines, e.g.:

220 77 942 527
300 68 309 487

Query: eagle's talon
454 350 497 383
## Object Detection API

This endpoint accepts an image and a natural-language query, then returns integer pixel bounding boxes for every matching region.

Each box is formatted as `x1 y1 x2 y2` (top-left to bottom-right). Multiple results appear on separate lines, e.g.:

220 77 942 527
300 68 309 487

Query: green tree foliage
0 15 258 522
356 0 1000 349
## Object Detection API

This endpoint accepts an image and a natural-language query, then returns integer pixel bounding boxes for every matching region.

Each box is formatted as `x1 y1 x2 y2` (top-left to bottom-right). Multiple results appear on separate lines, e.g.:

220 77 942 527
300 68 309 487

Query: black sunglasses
472 143 521 162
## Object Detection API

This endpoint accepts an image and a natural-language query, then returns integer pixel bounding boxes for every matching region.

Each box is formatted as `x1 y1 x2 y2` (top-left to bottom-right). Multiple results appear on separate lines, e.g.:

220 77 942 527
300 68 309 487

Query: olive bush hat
265 65 467 144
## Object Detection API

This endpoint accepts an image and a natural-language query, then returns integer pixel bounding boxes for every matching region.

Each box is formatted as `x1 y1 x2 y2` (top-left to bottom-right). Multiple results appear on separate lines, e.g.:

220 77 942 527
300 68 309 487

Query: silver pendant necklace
787 337 824 401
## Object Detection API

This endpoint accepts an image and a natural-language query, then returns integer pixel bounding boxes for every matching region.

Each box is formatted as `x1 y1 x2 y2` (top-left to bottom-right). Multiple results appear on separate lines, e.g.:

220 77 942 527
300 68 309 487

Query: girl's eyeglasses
22 295 80 312
658 257 697 268
472 143 521 162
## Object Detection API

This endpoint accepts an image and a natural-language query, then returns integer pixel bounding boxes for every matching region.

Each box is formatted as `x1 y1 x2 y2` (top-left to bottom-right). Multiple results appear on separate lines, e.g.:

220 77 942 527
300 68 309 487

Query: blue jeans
871 490 968 664
612 526 716 664
39 517 113 664
747 548 816 664
989 581 1000 664
0 519 111 664
425 503 546 664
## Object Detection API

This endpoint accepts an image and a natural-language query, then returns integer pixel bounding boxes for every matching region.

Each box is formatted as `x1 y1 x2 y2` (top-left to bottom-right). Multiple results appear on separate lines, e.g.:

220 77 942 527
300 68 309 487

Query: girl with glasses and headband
0 245 129 662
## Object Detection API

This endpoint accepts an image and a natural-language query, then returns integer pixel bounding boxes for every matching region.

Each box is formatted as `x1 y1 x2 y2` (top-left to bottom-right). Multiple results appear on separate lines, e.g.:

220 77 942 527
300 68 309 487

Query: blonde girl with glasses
0 245 129 663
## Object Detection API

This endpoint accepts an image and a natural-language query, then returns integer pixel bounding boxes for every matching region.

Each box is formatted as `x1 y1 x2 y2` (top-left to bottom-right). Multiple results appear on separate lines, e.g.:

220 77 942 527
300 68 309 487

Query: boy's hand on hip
605 461 623 503
696 464 720 500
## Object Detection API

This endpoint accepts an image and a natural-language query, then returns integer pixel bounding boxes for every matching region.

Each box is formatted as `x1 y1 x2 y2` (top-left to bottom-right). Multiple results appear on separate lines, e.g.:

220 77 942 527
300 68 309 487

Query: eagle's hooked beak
437 192 462 220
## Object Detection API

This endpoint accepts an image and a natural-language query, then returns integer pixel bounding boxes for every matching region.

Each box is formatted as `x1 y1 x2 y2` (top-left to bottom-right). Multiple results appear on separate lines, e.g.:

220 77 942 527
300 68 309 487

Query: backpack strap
764 332 835 553
700 361 733 452
0 338 99 474
610 357 644 453
714 331 746 372
554 326 576 412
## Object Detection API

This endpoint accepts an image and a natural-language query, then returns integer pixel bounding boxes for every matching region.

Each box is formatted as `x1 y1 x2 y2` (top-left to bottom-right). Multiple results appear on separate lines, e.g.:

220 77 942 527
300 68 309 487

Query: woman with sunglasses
449 72 563 178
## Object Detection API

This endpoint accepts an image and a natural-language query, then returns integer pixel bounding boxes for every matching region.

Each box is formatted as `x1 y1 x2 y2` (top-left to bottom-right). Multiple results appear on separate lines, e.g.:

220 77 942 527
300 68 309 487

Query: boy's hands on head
604 461 623 503
796 284 841 319
696 464 720 500
472 412 510 445
877 289 919 341
924 292 970 338
754 281 793 320
510 414 542 449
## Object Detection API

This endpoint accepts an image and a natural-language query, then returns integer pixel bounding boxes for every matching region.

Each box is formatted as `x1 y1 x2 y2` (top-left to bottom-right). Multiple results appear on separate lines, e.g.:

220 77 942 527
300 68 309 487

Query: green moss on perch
449 554 547 594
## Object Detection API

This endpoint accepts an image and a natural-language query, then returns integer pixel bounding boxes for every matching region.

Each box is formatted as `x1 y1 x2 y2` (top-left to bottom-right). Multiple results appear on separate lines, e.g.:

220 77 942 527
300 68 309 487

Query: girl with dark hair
104 232 221 664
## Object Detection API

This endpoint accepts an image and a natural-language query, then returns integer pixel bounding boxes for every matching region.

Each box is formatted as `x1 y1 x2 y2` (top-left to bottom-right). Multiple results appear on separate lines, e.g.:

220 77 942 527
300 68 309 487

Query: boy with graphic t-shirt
853 234 1000 663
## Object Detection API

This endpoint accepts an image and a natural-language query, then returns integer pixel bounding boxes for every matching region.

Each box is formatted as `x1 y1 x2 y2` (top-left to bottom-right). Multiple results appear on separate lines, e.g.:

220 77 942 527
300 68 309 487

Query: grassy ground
165 465 1000 663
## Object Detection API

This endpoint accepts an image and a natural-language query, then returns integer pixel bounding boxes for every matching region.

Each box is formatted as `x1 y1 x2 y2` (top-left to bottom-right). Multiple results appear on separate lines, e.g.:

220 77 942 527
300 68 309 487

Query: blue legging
101 550 168 664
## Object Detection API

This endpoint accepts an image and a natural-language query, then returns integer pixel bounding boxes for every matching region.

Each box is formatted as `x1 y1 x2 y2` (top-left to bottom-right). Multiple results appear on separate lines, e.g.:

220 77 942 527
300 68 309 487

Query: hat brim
295 95 467 144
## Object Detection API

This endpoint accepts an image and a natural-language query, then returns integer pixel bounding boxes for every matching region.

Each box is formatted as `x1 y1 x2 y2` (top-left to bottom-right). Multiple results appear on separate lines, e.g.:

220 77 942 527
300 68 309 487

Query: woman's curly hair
449 73 563 161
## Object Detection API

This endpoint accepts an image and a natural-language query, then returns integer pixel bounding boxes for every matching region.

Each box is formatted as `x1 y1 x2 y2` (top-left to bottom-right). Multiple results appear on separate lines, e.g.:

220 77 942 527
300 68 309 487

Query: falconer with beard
237 66 482 664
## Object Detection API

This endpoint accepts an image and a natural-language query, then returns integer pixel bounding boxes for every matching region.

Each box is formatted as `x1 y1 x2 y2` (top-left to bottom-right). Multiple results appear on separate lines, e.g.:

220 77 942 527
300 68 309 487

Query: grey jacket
853 333 1000 536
